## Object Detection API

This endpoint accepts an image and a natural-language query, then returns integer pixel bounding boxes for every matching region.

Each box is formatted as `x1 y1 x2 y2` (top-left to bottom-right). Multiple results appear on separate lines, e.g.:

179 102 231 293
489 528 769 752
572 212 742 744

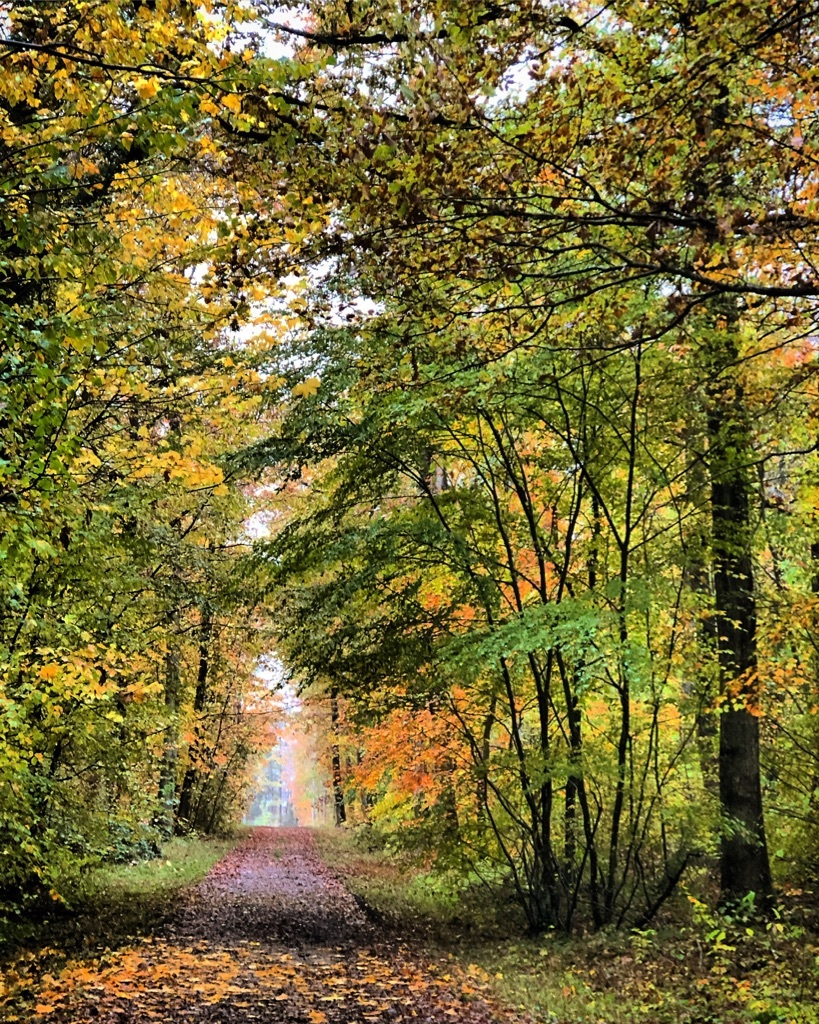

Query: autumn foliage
0 0 289 908
3 0 819 939
259 0 819 933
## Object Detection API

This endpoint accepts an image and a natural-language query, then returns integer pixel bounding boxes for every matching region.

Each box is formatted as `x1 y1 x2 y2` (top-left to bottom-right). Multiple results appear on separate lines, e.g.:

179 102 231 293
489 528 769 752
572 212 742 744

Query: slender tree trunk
563 695 578 878
704 324 772 902
330 686 346 825
477 694 497 821
556 649 601 929
605 341 640 922
560 492 600 920
157 640 181 838
805 537 819 832
177 605 212 830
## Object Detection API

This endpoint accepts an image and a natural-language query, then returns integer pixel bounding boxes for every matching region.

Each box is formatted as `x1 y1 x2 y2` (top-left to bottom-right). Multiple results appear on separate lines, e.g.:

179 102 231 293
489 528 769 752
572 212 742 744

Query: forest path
21 828 517 1024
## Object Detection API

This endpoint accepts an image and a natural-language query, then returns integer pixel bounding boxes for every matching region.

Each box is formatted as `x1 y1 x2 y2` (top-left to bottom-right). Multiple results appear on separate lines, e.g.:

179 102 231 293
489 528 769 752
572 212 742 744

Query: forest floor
3 827 818 1024
0 828 527 1024
313 830 819 1024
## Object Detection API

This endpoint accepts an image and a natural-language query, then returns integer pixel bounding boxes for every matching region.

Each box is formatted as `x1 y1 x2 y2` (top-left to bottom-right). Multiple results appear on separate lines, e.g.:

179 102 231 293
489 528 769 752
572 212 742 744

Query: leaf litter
2 828 525 1023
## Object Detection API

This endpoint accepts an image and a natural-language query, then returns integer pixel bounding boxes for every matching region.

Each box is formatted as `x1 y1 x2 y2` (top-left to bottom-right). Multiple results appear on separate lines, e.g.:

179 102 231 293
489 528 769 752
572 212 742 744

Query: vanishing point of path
18 828 522 1023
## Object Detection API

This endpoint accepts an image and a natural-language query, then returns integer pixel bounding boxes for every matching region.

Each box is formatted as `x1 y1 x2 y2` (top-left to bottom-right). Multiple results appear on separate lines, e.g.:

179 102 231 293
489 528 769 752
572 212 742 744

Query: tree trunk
683 424 720 795
157 641 181 838
330 686 346 825
177 605 212 830
805 538 819 840
705 324 772 902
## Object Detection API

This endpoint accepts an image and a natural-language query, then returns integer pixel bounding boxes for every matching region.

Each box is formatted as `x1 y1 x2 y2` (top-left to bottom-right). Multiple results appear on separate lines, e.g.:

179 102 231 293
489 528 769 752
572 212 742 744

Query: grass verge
312 827 479 938
0 833 239 956
76 834 237 904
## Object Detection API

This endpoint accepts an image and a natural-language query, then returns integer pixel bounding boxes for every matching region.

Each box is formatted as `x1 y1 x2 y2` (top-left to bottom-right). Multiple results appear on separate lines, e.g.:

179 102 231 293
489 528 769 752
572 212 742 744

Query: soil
5 828 524 1024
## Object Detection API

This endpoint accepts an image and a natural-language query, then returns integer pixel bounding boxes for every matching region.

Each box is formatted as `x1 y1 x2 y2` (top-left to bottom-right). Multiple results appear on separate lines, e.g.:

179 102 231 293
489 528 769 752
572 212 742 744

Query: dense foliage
257 0 819 932
3 0 819 938
0 0 297 911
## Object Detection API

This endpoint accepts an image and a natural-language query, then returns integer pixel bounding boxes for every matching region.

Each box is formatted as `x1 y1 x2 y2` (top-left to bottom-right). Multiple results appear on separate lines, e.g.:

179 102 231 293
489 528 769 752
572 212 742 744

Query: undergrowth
316 827 819 1024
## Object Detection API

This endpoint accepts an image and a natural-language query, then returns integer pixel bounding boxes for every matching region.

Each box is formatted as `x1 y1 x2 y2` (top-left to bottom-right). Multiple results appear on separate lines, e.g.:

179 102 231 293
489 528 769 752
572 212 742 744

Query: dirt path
12 828 519 1024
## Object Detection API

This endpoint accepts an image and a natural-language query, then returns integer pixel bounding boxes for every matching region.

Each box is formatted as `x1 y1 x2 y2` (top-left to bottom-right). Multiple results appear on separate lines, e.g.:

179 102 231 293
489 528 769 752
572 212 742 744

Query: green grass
0 832 240 955
77 834 238 903
312 826 485 938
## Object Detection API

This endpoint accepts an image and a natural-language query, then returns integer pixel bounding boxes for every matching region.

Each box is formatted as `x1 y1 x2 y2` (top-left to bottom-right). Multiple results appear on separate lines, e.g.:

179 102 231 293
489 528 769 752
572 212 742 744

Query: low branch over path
6 829 522 1024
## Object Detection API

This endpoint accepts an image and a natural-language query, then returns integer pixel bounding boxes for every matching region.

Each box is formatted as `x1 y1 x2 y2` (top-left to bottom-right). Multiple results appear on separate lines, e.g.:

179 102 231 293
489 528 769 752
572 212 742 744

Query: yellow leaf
135 77 160 100
222 93 242 114
292 376 320 398
39 664 60 680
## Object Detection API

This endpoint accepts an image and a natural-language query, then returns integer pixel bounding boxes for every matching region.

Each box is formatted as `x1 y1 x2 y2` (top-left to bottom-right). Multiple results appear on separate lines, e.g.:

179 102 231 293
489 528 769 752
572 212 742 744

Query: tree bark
330 686 346 825
157 640 181 838
177 604 212 829
704 324 772 902
683 425 720 795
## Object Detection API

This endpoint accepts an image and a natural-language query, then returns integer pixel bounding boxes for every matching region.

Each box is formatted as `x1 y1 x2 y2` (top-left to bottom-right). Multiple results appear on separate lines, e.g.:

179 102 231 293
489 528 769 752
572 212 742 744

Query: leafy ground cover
315 828 819 1024
0 833 238 1013
3 826 817 1024
0 827 529 1023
